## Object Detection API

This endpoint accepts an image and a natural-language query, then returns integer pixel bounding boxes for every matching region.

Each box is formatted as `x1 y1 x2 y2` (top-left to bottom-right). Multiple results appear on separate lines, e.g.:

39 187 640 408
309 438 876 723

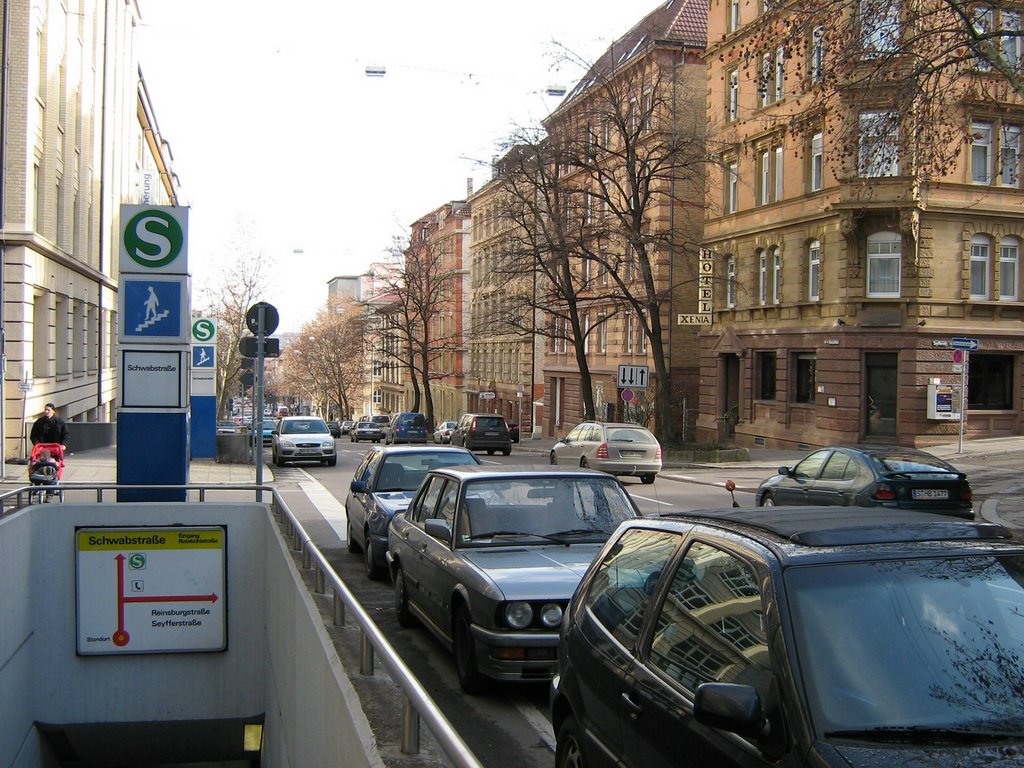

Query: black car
325 420 342 438
755 445 973 517
551 507 1024 768
450 413 512 455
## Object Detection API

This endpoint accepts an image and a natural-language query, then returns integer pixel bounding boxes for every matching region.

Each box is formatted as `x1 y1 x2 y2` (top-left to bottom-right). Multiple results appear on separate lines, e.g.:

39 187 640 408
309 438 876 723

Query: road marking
298 471 349 542
630 494 672 506
516 701 555 752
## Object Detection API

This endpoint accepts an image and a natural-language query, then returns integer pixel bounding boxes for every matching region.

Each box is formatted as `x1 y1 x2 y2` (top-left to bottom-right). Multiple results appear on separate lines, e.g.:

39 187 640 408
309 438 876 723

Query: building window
726 160 739 213
727 257 736 307
774 46 785 102
794 353 817 403
756 144 784 205
810 132 824 191
598 314 607 353
1002 11 1022 68
808 240 821 301
862 0 900 54
757 352 777 399
583 314 591 355
625 313 634 353
1000 237 1019 300
867 231 902 297
772 247 782 304
758 251 768 304
1001 124 1020 186
971 120 1021 186
728 0 740 32
972 122 994 183
969 353 1013 409
727 68 739 122
859 111 899 177
971 234 991 299
810 26 824 83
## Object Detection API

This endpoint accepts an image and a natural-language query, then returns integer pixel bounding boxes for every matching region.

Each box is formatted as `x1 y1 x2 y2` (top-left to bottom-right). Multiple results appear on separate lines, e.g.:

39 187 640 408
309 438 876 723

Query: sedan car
326 420 342 438
350 420 384 443
216 420 238 435
261 419 277 446
551 507 1024 768
432 421 457 444
550 421 662 484
383 412 429 445
388 465 639 693
755 445 973 517
339 419 356 435
345 445 480 579
271 416 337 466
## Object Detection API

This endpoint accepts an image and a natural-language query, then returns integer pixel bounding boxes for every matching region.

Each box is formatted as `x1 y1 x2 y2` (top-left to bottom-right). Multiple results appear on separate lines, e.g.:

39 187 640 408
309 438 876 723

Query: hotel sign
678 248 714 326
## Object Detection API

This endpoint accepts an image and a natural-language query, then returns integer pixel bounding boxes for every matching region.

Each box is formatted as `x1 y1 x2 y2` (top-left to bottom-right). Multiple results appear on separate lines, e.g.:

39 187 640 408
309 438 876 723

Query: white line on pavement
630 494 673 506
297 472 349 542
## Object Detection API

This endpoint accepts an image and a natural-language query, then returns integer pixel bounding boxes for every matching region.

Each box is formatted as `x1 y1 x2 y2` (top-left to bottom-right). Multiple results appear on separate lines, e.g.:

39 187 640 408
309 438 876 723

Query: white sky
137 1 652 332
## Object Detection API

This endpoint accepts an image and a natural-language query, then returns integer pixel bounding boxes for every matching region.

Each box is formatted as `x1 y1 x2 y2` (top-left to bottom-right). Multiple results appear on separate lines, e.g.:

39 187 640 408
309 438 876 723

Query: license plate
620 451 643 458
298 449 319 455
485 431 498 436
912 488 949 499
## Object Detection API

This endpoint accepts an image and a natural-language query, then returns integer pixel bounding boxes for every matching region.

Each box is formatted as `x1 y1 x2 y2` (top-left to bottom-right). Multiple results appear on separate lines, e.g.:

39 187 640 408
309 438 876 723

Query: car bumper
278 447 336 459
470 623 560 681
596 460 662 475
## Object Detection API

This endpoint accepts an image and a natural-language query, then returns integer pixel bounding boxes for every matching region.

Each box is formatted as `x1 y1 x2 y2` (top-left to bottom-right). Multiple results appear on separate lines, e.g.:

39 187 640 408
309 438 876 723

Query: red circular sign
621 388 635 402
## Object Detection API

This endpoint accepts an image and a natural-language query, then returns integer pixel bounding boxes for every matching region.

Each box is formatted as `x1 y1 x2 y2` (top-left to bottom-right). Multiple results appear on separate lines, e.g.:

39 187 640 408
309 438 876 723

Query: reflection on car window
793 450 830 478
606 427 656 443
283 419 328 434
584 528 680 649
411 476 445 523
648 541 769 698
818 452 854 481
872 452 956 477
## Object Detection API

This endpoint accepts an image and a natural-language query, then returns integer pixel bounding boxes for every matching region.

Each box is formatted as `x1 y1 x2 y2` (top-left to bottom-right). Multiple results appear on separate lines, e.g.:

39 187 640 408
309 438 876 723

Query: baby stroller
28 442 65 503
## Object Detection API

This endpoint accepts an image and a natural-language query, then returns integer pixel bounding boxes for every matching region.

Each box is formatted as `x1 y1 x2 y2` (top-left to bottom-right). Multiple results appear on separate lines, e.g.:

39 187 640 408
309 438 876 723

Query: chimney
467 177 474 197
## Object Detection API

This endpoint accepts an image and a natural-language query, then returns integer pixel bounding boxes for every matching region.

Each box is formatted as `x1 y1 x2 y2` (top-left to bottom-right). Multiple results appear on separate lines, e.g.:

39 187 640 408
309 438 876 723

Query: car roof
639 506 1021 564
369 445 476 456
424 464 620 481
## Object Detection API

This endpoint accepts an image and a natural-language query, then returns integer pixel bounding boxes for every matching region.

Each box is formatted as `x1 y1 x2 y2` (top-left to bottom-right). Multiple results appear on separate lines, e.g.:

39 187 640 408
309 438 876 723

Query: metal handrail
0 482 484 768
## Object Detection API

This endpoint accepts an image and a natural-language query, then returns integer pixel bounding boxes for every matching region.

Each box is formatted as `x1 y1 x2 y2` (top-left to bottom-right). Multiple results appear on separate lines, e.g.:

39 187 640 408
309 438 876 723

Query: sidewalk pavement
7 434 1024 529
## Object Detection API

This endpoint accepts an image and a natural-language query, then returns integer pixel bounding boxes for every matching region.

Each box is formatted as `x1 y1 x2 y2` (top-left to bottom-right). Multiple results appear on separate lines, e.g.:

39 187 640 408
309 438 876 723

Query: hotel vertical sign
677 248 714 326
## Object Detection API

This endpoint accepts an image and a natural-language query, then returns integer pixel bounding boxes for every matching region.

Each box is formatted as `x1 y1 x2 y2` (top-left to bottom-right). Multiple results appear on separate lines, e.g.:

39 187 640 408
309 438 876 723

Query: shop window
794 353 816 403
968 353 1013 409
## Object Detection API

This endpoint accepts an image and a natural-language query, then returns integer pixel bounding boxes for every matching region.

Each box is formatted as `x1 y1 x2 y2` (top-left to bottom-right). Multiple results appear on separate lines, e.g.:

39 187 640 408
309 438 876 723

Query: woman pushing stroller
28 402 68 502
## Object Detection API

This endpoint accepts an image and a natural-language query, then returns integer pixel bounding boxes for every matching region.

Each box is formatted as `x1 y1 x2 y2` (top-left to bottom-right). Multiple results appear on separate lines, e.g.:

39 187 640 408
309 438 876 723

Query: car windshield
376 452 478 492
282 419 328 434
786 555 1024 736
605 427 657 443
869 452 958 477
457 476 635 546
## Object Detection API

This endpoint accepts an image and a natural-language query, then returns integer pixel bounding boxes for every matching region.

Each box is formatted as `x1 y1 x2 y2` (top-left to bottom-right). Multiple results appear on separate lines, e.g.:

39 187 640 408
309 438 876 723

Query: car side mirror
777 466 790 476
351 479 369 493
424 518 453 544
694 683 767 740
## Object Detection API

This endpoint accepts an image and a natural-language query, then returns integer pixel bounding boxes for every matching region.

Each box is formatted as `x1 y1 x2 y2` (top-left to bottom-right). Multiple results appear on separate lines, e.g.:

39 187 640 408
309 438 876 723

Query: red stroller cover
29 442 64 485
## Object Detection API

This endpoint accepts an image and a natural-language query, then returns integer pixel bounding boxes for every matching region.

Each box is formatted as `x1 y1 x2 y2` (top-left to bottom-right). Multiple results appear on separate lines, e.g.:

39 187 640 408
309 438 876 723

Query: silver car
549 421 662 484
387 465 639 693
271 416 337 467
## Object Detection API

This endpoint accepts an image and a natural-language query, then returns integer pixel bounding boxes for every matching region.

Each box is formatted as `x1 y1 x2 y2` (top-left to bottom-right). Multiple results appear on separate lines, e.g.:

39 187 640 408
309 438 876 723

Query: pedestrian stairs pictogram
135 310 171 332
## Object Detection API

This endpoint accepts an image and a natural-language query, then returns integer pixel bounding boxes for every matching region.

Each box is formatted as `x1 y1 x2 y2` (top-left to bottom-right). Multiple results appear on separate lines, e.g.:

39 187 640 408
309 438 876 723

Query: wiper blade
827 726 1024 743
470 530 565 544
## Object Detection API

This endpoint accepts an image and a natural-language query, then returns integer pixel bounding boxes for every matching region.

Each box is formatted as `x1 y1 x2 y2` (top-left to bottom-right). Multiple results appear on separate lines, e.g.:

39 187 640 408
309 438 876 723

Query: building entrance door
722 354 740 440
865 352 897 438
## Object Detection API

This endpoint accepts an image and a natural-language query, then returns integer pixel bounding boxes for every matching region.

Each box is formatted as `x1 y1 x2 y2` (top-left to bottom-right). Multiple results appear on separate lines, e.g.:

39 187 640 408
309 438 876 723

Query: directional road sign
119 275 190 343
950 337 980 351
618 364 649 389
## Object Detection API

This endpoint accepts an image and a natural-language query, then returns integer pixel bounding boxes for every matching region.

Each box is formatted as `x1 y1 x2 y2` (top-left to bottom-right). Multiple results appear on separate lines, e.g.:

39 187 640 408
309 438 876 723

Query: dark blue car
384 412 428 445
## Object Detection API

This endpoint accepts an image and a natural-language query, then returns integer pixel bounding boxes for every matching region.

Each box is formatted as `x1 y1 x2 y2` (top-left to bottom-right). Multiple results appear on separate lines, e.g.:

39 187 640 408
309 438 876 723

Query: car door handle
621 693 642 718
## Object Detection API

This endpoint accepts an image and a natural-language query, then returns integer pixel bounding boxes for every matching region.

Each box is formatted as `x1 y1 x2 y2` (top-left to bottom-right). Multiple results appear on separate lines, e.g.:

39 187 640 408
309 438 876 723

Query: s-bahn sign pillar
116 205 191 501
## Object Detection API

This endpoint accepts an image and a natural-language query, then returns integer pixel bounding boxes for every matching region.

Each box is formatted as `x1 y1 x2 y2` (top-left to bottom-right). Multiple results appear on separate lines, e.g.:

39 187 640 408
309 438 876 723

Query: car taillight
872 483 897 501
655 446 662 459
962 487 973 502
471 417 478 429
596 443 609 459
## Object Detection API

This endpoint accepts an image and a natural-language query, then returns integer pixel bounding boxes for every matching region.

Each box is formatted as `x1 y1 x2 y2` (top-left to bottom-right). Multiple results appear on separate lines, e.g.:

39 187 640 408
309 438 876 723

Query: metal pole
958 351 968 454
255 307 265 486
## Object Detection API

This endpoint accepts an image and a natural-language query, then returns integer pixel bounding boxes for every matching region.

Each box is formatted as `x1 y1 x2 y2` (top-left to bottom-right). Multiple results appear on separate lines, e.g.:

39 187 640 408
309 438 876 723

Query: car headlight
322 439 334 448
280 439 296 448
505 602 534 629
539 603 563 628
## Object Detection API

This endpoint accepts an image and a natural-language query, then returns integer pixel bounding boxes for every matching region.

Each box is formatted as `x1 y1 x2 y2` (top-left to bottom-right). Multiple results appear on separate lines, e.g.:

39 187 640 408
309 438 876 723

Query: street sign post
951 337 980 351
948 339 980 452
617 364 649 389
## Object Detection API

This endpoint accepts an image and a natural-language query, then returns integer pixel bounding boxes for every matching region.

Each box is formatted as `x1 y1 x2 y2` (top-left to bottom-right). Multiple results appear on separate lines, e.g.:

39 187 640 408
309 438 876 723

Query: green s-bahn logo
123 209 184 269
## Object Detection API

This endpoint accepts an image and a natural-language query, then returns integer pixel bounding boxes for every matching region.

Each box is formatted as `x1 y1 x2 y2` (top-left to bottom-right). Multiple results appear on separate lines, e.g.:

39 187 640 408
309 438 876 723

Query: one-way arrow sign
950 337 980 351
618 364 649 389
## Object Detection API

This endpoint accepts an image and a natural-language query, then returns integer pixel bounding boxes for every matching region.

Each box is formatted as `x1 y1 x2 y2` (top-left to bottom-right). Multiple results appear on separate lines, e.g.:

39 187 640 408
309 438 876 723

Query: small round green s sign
123 209 184 269
192 318 216 342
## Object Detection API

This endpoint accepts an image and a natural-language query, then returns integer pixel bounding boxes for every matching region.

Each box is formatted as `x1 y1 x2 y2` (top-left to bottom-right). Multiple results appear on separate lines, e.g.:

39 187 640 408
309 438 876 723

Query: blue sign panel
121 277 185 341
193 345 215 368
950 337 980 351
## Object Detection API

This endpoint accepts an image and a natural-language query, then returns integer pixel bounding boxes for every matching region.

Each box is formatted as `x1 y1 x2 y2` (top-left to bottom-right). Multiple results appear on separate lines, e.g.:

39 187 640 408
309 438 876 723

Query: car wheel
555 714 588 768
454 605 488 694
759 493 776 507
550 452 558 465
641 473 656 484
347 520 360 554
274 451 285 468
502 447 511 456
327 457 337 467
394 567 416 628
487 449 495 455
364 530 386 581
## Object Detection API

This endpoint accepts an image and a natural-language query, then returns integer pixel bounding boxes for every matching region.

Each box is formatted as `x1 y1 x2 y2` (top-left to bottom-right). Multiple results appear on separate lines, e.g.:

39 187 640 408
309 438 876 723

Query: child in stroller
28 442 64 503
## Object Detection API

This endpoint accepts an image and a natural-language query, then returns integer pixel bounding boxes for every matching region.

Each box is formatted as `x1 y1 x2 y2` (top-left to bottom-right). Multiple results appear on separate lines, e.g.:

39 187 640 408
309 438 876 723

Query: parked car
216 420 238 435
551 507 1024 768
383 412 429 445
345 445 480 579
350 420 384 443
271 416 337 467
550 421 662 484
433 421 458 444
755 445 973 517
340 419 356 435
370 414 391 427
326 420 342 438
450 413 512 455
261 419 277 445
387 465 639 693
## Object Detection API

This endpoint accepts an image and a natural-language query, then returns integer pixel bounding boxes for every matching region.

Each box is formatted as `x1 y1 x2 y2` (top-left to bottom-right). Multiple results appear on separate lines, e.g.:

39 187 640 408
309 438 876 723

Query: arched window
866 232 901 297
1000 236 1019 300
970 234 992 299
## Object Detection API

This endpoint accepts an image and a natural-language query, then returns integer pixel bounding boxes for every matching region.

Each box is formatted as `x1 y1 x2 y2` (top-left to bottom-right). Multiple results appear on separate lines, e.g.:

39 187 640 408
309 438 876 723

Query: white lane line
297 472 349 542
630 494 673 506
516 701 555 752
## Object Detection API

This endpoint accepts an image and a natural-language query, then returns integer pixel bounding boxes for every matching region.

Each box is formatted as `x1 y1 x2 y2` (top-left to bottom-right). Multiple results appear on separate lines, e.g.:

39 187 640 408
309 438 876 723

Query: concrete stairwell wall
0 501 380 768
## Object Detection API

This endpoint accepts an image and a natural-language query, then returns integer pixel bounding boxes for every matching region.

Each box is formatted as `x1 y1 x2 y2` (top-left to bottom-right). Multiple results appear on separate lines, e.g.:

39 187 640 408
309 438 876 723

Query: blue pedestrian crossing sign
193 345 215 368
118 274 190 343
